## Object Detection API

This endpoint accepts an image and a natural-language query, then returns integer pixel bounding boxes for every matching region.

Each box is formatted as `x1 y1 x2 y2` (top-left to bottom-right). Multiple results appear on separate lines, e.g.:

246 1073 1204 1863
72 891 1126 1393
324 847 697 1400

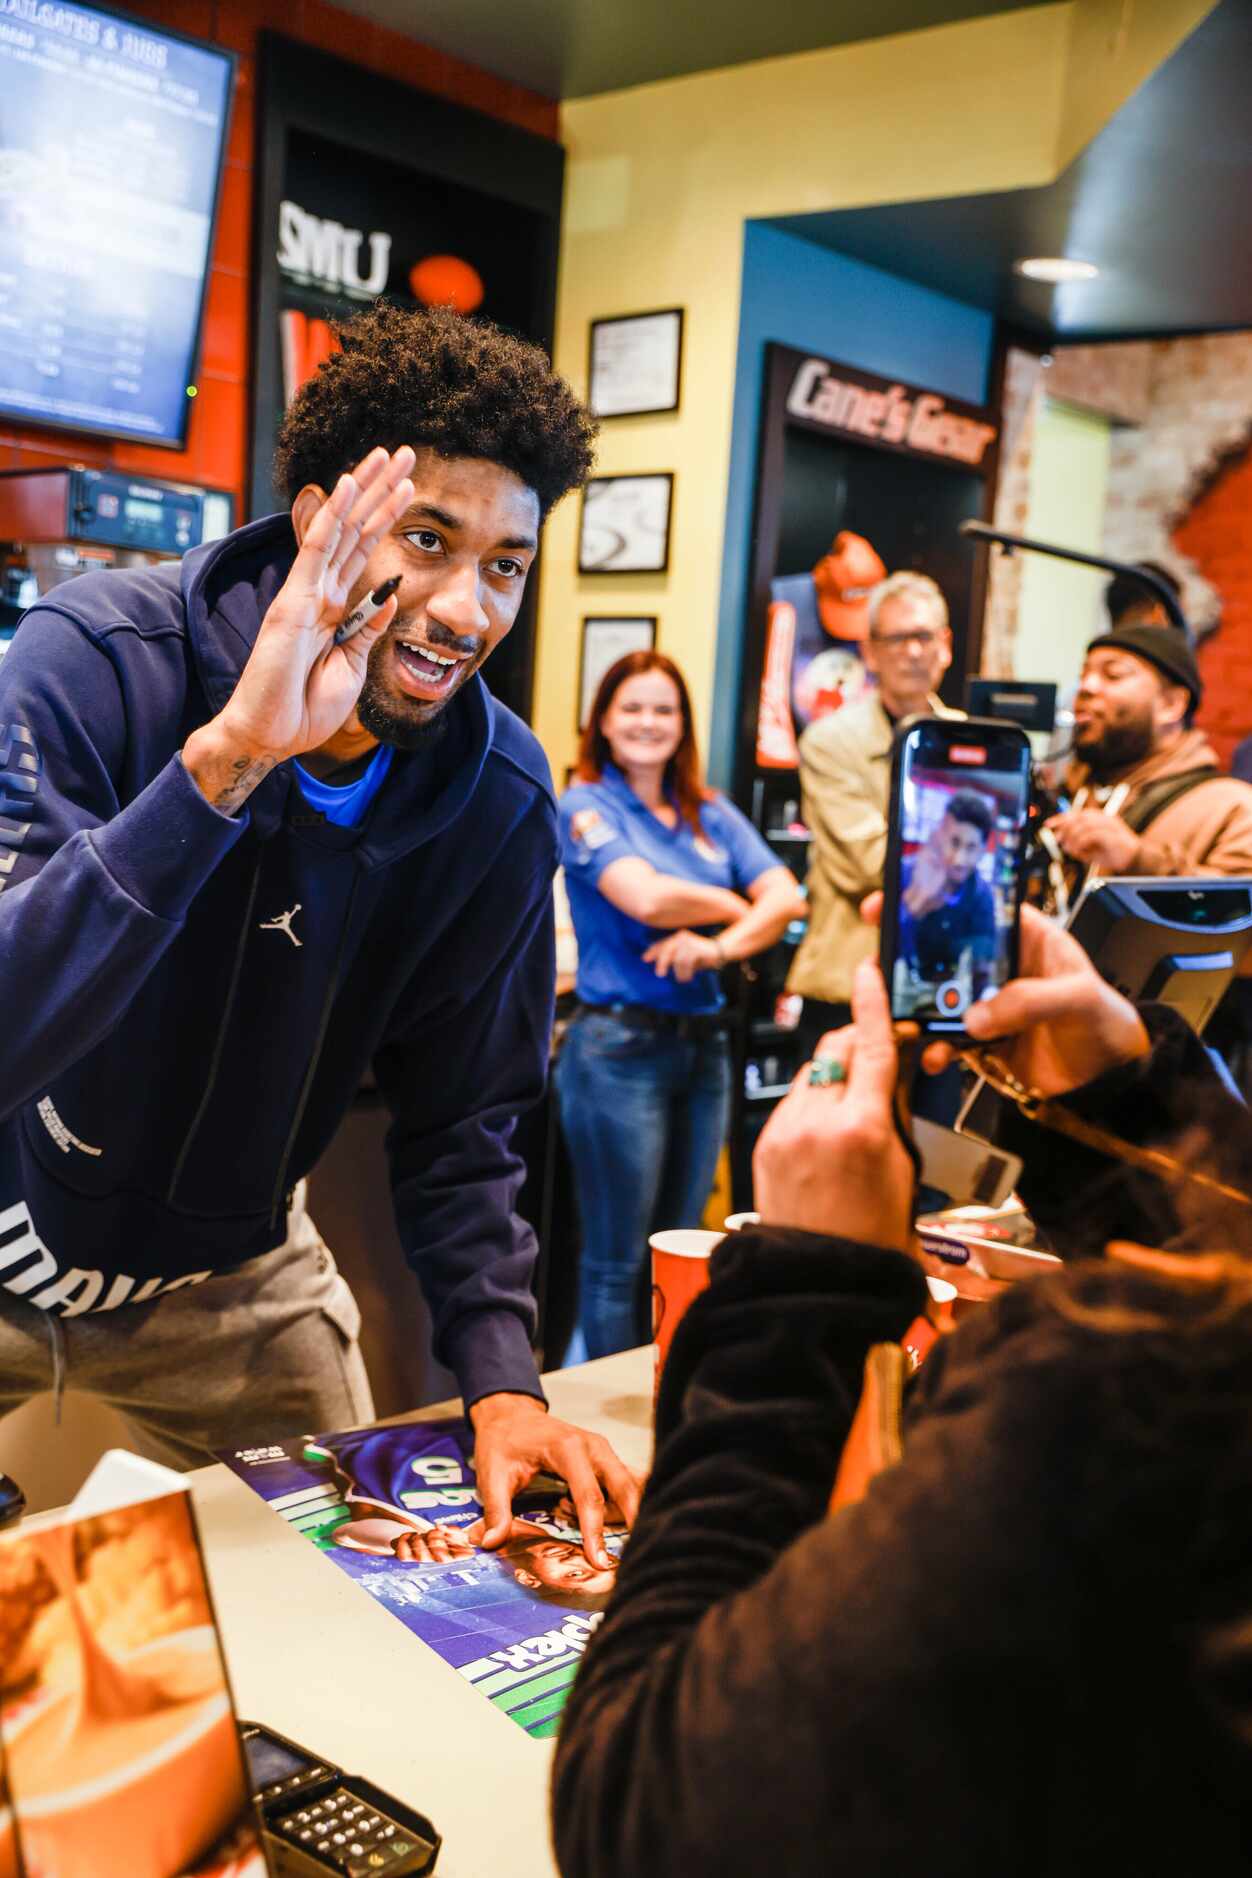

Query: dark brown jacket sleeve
551 1229 1083 1878
550 1222 1252 1878
993 1001 1252 1258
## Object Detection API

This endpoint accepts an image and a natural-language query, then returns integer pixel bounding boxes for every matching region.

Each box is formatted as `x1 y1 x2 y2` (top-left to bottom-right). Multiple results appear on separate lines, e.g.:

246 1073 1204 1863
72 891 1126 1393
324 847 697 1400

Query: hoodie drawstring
45 1310 67 1424
166 849 264 1206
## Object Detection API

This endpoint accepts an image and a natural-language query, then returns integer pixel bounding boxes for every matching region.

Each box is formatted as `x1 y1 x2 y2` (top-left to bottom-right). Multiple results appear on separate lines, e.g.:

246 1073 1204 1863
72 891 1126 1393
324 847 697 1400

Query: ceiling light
1014 256 1100 283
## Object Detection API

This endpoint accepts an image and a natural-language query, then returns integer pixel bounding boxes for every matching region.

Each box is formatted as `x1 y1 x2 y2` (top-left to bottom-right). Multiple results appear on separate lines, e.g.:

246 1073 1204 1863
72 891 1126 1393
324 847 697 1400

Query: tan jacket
787 693 961 1003
1064 729 1252 878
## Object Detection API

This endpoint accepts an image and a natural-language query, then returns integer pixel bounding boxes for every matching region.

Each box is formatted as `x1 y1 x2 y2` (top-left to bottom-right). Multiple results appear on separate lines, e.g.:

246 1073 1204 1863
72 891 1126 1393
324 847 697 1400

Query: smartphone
880 714 1033 1038
239 1721 440 1876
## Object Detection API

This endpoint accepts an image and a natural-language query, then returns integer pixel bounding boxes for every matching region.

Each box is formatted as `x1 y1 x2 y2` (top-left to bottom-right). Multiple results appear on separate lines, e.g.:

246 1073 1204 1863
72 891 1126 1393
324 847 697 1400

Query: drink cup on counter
925 1274 958 1327
650 1229 725 1387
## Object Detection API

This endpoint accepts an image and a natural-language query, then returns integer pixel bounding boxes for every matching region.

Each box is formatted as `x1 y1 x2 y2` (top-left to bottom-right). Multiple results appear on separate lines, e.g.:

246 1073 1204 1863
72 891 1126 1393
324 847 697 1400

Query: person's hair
1044 1081 1252 1344
943 788 993 839
1104 560 1181 627
576 651 714 833
272 302 597 516
867 571 949 636
505 1540 615 1611
1050 1253 1252 1342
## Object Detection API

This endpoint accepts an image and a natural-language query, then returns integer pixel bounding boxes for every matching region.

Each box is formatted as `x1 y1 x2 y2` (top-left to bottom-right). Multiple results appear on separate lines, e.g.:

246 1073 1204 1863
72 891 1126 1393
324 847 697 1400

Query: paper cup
925 1274 958 1324
722 1211 761 1232
650 1229 724 1385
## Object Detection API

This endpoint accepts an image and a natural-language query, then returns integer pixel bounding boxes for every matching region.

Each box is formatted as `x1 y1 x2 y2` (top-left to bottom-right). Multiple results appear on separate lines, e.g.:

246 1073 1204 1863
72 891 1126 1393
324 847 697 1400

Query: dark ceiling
768 0 1252 342
328 0 1031 101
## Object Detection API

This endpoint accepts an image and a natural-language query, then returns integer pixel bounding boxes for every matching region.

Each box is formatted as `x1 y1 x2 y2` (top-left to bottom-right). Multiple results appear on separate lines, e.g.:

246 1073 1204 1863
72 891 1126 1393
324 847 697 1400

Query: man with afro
0 304 639 1566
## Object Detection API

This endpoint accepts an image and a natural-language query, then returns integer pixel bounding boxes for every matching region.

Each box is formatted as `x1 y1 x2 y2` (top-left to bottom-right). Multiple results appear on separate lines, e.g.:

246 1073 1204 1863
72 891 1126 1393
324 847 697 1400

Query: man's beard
355 641 457 751
1076 711 1156 778
357 679 450 751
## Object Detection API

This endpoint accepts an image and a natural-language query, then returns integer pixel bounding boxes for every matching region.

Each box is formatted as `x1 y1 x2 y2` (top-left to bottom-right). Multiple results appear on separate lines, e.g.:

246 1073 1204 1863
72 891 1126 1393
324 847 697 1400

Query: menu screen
0 2 233 447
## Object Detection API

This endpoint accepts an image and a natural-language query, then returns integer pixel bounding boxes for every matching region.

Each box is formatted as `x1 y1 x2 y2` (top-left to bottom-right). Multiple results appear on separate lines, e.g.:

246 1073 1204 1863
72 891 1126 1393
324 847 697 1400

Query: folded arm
593 855 750 928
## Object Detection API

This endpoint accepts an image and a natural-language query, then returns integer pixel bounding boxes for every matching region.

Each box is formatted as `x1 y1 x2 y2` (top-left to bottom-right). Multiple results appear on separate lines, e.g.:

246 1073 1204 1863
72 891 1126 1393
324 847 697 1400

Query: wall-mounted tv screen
0 2 234 449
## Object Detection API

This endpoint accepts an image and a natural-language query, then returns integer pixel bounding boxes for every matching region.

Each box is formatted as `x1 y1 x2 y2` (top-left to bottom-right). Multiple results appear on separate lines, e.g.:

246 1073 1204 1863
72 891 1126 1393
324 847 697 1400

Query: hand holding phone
880 716 1033 1040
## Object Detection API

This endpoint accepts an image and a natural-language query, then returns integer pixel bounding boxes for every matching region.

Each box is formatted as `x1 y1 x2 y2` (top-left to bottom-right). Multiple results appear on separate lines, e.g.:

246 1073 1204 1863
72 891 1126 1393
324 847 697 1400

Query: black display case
726 343 1000 1210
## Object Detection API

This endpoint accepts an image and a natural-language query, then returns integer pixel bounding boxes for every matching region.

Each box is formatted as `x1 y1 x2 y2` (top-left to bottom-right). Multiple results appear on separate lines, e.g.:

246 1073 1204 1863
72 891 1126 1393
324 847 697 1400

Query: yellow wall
534 0 1214 783
1057 0 1216 170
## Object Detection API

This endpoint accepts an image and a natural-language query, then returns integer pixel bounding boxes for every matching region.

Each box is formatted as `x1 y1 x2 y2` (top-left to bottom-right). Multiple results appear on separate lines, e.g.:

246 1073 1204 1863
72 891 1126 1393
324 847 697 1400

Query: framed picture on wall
578 473 674 574
578 616 657 727
588 308 684 417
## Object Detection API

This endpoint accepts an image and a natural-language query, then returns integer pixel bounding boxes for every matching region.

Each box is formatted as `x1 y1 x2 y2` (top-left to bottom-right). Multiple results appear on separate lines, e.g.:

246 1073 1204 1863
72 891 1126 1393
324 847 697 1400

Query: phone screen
241 1729 315 1793
884 718 1032 1033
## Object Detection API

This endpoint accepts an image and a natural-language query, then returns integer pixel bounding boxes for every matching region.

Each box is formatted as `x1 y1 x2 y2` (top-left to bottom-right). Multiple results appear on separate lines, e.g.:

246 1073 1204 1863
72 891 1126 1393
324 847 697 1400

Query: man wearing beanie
1047 622 1252 886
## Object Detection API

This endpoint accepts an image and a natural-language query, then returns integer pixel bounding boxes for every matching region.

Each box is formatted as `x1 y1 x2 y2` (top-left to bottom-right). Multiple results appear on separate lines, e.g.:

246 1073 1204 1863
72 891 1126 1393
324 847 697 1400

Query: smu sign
277 200 392 298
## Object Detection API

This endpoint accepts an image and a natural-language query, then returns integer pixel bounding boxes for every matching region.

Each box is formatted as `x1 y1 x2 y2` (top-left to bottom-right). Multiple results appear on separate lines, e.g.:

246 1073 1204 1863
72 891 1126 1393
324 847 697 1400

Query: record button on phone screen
937 982 966 1017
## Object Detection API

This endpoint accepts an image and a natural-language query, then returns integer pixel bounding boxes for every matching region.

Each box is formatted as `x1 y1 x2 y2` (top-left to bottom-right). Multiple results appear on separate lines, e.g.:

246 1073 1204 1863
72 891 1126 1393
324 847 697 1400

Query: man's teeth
398 643 458 668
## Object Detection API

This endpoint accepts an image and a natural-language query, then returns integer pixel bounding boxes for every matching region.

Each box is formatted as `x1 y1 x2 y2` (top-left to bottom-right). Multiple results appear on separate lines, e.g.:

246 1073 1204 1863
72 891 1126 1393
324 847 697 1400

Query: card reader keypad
274 1784 429 1874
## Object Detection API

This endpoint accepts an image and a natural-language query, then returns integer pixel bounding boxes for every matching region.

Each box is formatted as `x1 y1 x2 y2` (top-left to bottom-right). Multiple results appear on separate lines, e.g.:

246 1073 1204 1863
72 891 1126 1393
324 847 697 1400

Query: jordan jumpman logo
259 904 303 947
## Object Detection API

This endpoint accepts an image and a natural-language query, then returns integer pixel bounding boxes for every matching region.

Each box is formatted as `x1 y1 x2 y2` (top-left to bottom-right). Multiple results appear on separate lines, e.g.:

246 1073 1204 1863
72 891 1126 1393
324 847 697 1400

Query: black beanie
1086 622 1202 712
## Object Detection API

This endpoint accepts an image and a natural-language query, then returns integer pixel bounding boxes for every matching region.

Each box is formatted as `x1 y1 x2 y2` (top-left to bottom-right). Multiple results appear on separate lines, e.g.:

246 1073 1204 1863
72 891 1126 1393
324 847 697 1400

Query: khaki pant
0 1188 374 1473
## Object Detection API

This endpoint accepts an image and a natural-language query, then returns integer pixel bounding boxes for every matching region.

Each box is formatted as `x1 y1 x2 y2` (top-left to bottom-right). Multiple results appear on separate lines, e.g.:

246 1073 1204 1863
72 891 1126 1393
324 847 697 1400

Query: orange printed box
0 1453 268 1878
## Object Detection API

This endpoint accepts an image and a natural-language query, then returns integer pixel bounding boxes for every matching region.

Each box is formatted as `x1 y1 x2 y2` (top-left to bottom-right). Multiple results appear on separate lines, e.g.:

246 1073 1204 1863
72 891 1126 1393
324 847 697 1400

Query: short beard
356 671 451 751
1076 714 1156 778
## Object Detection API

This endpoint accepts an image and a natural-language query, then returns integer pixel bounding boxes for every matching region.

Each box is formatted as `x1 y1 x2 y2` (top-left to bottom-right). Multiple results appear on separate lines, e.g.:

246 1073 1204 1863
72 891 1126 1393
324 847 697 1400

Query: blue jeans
555 1012 731 1360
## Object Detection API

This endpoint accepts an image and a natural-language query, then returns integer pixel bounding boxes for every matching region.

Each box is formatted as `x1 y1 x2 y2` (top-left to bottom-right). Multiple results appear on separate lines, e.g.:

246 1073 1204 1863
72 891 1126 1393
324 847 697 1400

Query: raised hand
902 841 949 916
956 903 1149 1095
183 446 416 812
753 958 916 1249
860 892 1149 1095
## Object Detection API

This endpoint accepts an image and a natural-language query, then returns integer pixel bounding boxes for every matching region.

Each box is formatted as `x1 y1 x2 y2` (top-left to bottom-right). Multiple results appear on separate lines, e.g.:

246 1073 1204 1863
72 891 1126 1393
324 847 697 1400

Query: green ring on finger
808 1055 847 1088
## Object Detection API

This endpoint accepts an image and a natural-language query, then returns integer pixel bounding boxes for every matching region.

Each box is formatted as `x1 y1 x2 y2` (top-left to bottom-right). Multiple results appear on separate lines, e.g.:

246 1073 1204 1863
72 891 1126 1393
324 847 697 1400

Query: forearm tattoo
213 754 276 815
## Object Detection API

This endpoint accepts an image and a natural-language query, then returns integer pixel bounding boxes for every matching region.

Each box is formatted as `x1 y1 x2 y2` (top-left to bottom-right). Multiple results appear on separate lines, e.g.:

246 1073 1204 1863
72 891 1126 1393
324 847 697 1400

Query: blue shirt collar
600 760 680 817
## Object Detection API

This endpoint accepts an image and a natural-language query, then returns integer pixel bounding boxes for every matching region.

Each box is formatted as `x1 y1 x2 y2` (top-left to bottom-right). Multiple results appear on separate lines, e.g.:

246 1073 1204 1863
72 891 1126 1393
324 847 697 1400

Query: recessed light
1014 256 1100 283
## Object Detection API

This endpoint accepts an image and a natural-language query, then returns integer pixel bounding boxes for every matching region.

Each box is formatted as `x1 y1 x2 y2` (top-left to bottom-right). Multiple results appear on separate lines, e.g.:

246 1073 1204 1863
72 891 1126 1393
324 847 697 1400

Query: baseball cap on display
812 532 887 642
1085 621 1203 712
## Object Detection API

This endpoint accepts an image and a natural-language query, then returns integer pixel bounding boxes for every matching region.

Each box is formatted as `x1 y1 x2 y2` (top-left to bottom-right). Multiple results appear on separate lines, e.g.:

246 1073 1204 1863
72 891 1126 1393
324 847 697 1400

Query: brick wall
1177 443 1252 769
987 331 1252 766
1103 334 1252 643
0 0 557 517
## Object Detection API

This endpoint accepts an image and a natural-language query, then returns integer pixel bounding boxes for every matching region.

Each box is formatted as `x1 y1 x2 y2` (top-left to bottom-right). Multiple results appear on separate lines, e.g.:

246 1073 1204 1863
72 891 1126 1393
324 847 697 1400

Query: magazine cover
0 1488 268 1878
219 1420 625 1740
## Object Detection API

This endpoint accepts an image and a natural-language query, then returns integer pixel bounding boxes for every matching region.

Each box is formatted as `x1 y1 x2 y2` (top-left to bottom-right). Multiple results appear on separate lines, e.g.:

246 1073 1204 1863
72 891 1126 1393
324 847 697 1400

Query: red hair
576 651 713 833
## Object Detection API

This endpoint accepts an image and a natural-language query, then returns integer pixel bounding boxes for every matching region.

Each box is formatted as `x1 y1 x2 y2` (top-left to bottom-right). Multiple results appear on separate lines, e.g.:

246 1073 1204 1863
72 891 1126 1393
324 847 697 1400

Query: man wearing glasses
788 571 962 1057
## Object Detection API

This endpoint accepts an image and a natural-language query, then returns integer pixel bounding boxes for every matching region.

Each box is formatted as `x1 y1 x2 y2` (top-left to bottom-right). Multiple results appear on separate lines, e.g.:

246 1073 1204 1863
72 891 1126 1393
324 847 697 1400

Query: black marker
334 575 401 646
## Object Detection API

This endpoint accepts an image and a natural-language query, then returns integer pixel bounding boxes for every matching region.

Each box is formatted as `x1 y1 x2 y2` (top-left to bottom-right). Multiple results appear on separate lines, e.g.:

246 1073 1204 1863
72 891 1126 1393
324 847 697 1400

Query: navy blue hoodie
0 515 556 1408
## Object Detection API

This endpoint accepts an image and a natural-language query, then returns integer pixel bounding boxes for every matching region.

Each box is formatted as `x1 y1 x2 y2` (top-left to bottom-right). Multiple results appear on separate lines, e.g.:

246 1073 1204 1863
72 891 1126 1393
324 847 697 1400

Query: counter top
189 1348 653 1878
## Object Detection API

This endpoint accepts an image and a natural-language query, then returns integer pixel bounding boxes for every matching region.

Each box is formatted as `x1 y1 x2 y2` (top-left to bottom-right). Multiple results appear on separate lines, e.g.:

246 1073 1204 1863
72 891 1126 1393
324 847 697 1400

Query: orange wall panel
0 1 557 519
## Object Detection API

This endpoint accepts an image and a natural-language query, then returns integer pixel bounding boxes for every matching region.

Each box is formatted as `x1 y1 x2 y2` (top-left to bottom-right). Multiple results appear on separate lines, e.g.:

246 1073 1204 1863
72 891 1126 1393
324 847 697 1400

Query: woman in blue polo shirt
558 651 804 1358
